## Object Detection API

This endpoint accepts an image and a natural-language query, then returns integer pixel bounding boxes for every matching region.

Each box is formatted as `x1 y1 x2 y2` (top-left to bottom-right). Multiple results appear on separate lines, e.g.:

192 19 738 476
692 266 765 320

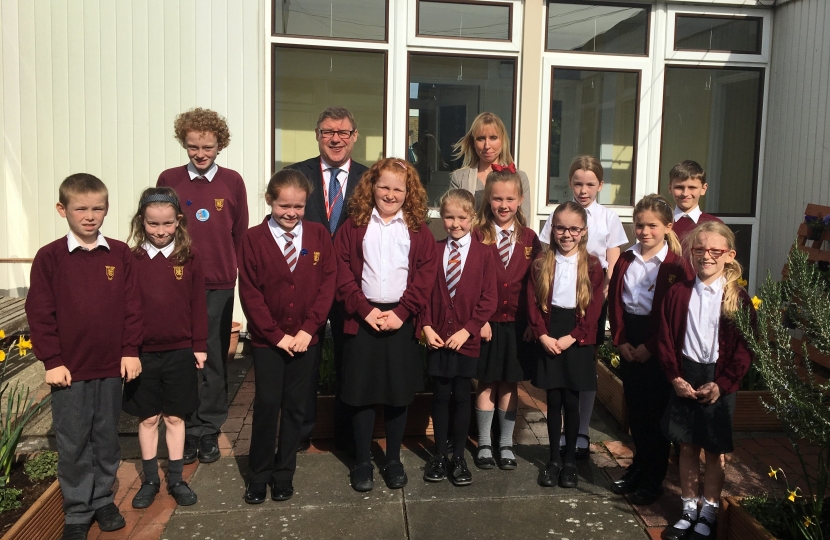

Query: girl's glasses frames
552 226 585 236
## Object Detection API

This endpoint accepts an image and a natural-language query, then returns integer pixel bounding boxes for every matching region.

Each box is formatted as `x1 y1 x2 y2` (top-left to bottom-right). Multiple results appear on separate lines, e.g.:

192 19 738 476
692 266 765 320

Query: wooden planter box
1 480 63 540
718 497 777 540
596 359 628 431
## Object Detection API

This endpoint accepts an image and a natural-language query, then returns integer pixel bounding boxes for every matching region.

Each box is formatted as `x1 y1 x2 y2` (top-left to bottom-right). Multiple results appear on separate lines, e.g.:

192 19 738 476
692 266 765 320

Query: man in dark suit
286 106 368 453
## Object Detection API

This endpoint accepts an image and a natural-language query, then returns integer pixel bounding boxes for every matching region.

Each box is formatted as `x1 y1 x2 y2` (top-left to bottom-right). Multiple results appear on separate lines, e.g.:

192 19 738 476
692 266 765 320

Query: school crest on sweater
174 266 184 280
215 199 224 211
105 265 115 281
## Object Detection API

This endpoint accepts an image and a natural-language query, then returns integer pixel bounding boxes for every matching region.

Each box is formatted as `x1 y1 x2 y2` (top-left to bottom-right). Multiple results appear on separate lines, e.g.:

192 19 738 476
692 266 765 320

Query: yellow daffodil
804 516 813 527
787 488 801 502
738 277 748 287
768 466 779 479
0 350 5 363
610 354 620 369
752 296 762 310
17 336 32 356
0 329 5 339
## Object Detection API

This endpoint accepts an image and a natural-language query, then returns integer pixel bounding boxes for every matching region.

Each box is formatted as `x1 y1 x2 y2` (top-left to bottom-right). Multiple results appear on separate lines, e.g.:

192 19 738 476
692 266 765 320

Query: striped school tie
498 230 511 268
283 232 297 272
446 241 461 298
328 168 343 235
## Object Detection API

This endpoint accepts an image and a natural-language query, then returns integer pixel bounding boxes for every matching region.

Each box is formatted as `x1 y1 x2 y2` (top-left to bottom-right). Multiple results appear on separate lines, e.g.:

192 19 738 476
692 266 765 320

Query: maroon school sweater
472 227 542 324
418 238 498 357
608 249 693 355
657 280 756 394
133 249 208 353
26 237 142 380
673 212 722 244
527 254 605 345
157 165 249 289
335 217 438 336
239 219 336 348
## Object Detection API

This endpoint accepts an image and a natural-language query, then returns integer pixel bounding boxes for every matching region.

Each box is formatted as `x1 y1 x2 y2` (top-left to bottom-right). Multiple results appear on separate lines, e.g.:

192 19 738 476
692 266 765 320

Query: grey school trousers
51 377 122 525
186 288 234 438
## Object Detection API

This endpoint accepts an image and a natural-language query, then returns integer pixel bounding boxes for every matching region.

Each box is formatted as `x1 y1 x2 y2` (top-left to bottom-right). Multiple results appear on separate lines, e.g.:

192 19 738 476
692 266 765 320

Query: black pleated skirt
476 321 532 383
662 358 736 454
340 303 424 407
532 307 596 391
428 349 478 379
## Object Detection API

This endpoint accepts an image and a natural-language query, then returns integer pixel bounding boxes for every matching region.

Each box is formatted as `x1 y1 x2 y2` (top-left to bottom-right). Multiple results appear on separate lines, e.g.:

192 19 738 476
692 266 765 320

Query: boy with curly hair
157 108 249 464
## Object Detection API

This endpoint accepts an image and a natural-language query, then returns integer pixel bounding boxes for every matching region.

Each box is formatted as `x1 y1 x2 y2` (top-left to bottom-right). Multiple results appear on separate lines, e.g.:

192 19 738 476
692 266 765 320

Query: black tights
546 388 579 464
432 376 472 459
352 405 408 465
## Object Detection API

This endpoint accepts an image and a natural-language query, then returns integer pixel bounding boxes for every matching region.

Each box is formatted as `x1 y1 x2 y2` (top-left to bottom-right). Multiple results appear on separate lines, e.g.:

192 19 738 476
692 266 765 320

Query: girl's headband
140 194 180 209
491 163 517 174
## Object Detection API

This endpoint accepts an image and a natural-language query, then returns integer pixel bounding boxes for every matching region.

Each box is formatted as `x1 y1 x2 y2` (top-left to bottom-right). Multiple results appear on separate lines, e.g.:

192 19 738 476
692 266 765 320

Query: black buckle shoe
61 523 90 540
382 461 408 489
473 445 496 470
350 462 374 492
558 463 578 488
93 502 126 532
423 455 447 482
610 467 642 495
574 434 591 460
663 513 697 540
183 434 199 465
629 484 664 506
689 516 716 539
497 446 517 470
244 482 267 504
168 480 198 506
448 456 473 486
131 480 160 509
198 433 221 463
271 484 294 501
538 462 561 487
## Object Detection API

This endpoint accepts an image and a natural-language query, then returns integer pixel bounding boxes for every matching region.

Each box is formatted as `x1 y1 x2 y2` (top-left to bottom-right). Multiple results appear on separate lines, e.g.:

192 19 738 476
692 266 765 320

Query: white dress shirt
268 217 303 257
682 277 724 364
622 242 668 315
540 200 628 268
443 232 472 281
362 209 410 302
67 231 110 252
320 157 351 200
493 222 516 262
551 252 578 308
187 162 219 181
673 205 703 224
143 241 175 259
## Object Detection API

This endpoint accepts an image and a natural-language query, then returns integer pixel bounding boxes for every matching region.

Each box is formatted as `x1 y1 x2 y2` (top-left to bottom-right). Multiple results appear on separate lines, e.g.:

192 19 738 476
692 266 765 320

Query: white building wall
0 0 265 295
758 0 830 280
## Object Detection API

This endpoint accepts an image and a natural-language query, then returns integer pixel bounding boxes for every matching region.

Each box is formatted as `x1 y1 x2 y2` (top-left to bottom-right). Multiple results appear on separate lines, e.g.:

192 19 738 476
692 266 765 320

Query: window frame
416 0 514 43
271 0 390 43
545 0 652 58
673 13 763 55
665 5 771 63
407 0 523 53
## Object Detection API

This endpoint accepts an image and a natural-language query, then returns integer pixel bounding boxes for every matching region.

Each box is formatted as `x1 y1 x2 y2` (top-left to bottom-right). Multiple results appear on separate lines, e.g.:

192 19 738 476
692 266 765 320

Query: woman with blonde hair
451 112 531 218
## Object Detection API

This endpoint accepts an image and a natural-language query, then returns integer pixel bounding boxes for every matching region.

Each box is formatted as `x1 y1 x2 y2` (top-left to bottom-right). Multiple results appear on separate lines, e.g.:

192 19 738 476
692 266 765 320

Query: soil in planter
741 495 830 539
0 462 56 535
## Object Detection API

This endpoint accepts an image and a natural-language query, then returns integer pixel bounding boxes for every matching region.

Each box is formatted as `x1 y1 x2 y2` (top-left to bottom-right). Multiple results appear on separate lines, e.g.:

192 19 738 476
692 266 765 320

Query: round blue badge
196 209 210 222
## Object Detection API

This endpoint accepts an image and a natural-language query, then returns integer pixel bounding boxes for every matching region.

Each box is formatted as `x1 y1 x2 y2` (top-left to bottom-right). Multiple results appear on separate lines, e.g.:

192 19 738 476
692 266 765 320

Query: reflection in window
548 69 639 206
675 16 761 54
659 67 763 216
274 0 386 41
418 1 511 40
547 2 649 55
727 223 753 282
273 47 386 172
408 55 516 205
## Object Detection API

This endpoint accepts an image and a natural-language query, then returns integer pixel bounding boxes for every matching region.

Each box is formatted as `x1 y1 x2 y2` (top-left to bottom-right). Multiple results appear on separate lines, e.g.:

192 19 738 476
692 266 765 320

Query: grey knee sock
497 408 516 459
577 390 596 438
475 408 494 458
142 457 160 484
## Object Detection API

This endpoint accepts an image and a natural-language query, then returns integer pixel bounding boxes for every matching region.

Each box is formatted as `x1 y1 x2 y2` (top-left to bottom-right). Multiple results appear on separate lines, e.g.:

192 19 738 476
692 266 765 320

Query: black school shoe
610 467 642 495
244 482 267 504
183 434 199 465
382 461 408 489
131 480 160 509
350 462 374 492
198 433 221 463
689 516 716 539
663 514 697 540
496 446 517 470
574 434 591 460
473 445 496 470
271 484 294 501
168 480 198 506
538 462 562 487
423 455 447 482
61 523 90 540
558 463 578 488
448 456 473 486
93 502 126 532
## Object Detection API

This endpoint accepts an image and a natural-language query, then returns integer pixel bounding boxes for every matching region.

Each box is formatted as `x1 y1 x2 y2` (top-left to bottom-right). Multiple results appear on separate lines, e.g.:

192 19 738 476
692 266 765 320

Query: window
546 2 649 56
272 47 386 172
418 1 512 40
675 15 762 54
273 0 387 41
408 54 516 205
547 68 639 206
659 67 764 216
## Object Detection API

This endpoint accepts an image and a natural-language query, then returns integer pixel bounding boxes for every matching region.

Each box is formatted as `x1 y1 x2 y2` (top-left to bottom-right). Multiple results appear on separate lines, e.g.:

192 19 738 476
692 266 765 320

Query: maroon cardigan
239 218 336 348
657 280 756 394
673 212 722 244
472 227 542 324
334 217 438 336
608 248 693 355
527 254 605 345
418 238 498 357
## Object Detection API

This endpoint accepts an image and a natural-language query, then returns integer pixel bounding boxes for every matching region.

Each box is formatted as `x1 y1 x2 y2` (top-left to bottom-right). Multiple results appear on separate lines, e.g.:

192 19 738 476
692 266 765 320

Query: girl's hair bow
491 163 517 174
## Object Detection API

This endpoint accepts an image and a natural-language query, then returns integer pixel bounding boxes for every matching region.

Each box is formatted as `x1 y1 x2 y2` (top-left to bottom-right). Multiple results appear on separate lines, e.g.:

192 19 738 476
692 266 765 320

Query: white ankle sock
694 499 718 536
673 497 699 530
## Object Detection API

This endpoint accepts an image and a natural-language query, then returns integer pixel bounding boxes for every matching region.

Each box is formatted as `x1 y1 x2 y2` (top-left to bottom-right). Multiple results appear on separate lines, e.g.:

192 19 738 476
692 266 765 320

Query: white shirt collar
673 205 702 223
494 221 515 237
694 275 725 296
555 251 578 265
143 241 176 259
187 162 218 182
448 232 471 248
320 157 351 174
371 208 405 225
628 241 669 263
268 216 303 238
67 231 109 252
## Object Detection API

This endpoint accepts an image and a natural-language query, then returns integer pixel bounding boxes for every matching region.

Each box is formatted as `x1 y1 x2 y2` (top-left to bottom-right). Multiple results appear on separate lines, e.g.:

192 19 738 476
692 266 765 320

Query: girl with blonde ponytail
606 194 693 506
657 221 756 540
527 201 605 489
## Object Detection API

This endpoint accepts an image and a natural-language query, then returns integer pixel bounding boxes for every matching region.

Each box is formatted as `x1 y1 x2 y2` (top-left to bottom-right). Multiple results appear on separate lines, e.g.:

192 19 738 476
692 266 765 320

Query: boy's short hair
173 108 232 150
669 160 706 185
316 106 357 131
59 173 109 207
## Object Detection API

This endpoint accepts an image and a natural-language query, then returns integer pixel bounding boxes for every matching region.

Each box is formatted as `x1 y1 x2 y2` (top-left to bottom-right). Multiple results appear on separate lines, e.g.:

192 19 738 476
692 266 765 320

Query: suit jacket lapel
308 158 330 231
